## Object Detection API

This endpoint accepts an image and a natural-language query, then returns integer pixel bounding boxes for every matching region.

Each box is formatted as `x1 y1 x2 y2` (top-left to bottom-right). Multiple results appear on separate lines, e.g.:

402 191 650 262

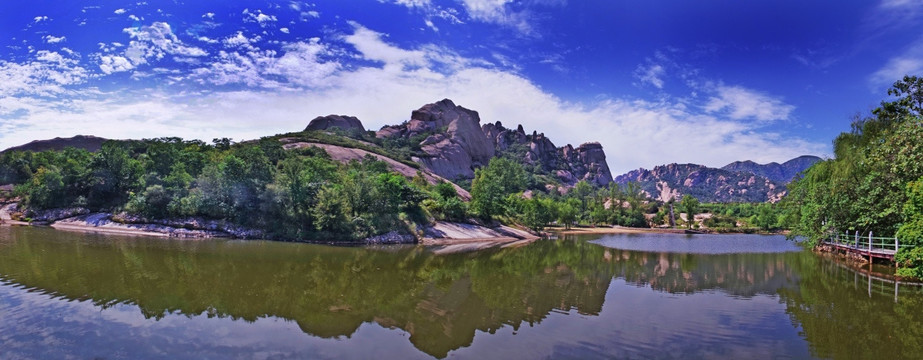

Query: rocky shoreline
1 204 538 246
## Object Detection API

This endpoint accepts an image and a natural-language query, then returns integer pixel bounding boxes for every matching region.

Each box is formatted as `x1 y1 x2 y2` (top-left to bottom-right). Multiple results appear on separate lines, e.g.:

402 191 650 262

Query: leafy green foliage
470 157 527 219
785 76 923 246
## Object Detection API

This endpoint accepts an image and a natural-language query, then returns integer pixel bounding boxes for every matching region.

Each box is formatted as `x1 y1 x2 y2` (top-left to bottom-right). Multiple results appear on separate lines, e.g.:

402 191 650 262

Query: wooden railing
823 230 915 259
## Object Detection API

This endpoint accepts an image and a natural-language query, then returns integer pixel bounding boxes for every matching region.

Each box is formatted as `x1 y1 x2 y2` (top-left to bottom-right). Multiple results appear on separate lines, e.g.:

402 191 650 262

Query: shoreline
2 204 541 247
548 225 787 236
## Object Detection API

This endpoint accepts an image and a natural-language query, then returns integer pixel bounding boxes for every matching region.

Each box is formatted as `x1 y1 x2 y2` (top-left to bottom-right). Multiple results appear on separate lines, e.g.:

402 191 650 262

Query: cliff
378 99 613 186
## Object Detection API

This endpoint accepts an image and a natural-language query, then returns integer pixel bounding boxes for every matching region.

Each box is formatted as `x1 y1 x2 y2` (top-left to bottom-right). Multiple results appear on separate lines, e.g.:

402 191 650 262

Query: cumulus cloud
0 51 88 97
0 23 825 172
114 8 127 14
192 37 338 89
243 9 277 27
99 22 207 73
33 16 49 23
44 35 67 44
704 85 794 122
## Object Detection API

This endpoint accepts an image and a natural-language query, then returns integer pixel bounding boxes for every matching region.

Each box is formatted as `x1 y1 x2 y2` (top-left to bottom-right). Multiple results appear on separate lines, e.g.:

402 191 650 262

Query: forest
783 75 923 277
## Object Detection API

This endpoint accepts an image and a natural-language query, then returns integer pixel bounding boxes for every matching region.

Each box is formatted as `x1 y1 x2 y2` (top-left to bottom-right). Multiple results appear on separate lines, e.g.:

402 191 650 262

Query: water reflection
0 226 921 359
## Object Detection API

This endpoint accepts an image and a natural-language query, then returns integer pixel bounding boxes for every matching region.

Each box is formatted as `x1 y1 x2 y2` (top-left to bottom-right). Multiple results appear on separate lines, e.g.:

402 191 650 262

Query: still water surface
1 226 922 359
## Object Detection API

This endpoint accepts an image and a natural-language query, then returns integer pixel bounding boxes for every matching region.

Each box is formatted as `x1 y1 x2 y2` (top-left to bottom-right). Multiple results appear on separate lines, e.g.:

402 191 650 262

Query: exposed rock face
721 155 821 183
377 99 495 180
375 99 614 186
614 163 785 203
481 122 614 186
305 115 366 132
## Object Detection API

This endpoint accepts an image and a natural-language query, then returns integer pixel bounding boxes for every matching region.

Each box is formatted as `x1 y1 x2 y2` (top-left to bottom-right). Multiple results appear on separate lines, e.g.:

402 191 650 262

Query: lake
1 226 922 359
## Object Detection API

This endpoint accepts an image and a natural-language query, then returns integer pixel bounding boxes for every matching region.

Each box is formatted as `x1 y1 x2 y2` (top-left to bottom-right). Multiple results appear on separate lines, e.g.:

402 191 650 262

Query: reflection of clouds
0 284 430 359
451 280 810 359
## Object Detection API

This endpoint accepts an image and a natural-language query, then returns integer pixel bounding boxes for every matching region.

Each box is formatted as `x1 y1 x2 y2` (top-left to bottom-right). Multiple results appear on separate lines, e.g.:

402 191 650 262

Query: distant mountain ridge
614 156 820 203
721 155 821 183
2 135 108 153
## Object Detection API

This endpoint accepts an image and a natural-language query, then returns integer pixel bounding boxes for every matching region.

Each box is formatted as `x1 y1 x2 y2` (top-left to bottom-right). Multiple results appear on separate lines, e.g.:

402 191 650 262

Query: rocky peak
377 99 495 180
305 115 366 132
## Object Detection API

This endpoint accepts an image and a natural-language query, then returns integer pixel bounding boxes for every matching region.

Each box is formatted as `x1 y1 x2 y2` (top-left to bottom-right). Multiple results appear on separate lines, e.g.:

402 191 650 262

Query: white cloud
869 38 923 88
129 14 140 21
704 85 794 122
44 35 67 44
223 31 260 50
1 23 826 174
424 19 438 32
33 16 49 23
243 9 277 27
99 55 134 74
391 0 431 8
0 51 88 97
203 12 215 19
636 64 665 89
114 8 127 14
110 22 207 70
280 27 290 34
192 37 338 89
459 0 531 33
197 36 219 44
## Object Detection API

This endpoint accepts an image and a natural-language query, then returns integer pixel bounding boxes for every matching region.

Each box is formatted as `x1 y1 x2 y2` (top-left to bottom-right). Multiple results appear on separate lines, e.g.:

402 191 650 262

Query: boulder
305 115 365 132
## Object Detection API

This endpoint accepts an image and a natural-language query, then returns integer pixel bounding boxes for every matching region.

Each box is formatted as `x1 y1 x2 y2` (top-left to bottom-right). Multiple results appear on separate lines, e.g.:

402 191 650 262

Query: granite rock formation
305 115 366 132
377 99 497 180
376 99 615 186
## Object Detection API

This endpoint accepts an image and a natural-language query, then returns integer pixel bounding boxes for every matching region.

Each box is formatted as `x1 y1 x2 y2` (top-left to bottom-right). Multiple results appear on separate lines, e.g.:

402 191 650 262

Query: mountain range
613 156 821 203
2 100 820 203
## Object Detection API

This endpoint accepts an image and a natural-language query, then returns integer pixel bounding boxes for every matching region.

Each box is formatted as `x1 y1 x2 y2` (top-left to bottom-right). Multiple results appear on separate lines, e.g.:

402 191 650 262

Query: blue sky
2 0 922 174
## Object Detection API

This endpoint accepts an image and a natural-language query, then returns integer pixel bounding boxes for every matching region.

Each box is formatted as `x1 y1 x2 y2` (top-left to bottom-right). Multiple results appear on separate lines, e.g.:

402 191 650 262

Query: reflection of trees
0 228 617 358
777 255 923 359
4 227 923 358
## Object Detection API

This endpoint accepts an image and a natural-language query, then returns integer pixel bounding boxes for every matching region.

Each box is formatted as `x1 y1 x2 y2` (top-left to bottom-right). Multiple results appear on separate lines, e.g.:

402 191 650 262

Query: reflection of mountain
3 227 922 358
0 228 615 358
605 249 801 296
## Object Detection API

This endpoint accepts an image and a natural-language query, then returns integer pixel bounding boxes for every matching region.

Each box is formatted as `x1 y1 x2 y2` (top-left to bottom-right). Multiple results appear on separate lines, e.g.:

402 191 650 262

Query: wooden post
855 231 859 249
869 231 873 263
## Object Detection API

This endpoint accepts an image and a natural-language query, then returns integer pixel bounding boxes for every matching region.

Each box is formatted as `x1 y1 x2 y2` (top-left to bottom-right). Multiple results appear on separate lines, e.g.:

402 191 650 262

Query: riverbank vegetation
784 76 923 277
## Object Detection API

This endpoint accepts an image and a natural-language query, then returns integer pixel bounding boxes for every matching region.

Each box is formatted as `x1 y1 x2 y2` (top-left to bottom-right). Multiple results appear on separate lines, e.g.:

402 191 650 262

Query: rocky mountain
721 155 821 183
377 99 613 186
614 163 786 203
305 115 365 132
2 135 108 153
481 121 612 186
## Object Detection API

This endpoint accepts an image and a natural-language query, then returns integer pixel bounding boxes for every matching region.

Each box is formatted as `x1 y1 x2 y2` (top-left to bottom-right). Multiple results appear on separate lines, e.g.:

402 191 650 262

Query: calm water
1 227 922 359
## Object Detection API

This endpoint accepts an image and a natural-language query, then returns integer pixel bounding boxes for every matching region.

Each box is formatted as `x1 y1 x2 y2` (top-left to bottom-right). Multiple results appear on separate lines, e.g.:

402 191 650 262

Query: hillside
721 155 821 183
614 155 820 203
614 163 786 203
2 135 108 153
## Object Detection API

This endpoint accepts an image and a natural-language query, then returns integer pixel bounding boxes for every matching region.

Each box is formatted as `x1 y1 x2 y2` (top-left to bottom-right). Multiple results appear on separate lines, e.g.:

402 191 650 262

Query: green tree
470 157 527 219
681 195 700 229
